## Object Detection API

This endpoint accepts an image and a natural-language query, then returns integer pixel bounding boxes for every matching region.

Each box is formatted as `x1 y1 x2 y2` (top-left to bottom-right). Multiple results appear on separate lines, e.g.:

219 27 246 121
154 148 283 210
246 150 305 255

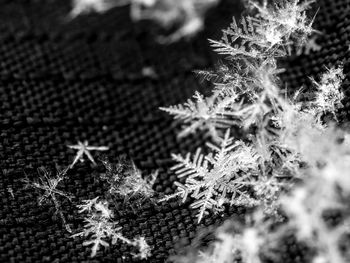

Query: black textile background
0 0 349 262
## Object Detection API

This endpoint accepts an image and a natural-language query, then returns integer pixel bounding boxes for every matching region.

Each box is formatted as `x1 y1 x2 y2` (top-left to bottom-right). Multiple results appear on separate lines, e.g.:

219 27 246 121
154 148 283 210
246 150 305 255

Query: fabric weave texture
0 0 349 262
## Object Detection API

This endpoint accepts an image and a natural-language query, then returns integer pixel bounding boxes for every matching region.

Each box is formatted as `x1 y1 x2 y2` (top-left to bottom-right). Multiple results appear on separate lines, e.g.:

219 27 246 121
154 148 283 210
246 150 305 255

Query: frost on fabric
67 140 109 168
165 0 350 261
161 0 317 223
23 166 73 233
163 0 316 140
99 157 158 207
309 65 345 123
160 91 240 142
72 197 151 258
210 0 315 59
160 130 266 223
172 130 350 263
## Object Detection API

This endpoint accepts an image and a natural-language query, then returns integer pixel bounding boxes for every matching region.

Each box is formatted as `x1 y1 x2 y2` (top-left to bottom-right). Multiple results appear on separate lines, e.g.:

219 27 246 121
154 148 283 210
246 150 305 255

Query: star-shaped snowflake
160 130 261 222
67 140 109 168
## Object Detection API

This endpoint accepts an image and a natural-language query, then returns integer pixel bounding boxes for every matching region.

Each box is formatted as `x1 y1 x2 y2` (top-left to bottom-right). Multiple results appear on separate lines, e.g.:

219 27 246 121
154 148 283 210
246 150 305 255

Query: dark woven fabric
0 0 349 262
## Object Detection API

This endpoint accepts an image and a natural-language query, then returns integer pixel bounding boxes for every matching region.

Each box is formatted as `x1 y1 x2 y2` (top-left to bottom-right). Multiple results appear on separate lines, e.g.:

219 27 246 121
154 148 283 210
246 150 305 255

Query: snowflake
162 0 316 139
250 0 315 46
309 66 345 122
210 0 315 60
100 157 158 206
209 16 283 60
23 166 73 232
72 197 151 258
160 1 318 224
160 91 240 141
160 130 261 223
67 140 109 168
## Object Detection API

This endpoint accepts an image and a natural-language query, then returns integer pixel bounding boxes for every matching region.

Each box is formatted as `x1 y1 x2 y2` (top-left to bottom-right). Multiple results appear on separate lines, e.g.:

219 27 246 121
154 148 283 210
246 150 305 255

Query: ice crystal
274 66 345 166
163 0 315 139
161 0 319 223
100 157 158 205
72 197 151 258
249 0 315 48
67 140 109 168
23 166 73 232
160 91 240 141
160 130 262 223
209 16 284 60
164 0 350 262
174 125 350 263
309 65 345 123
210 0 315 60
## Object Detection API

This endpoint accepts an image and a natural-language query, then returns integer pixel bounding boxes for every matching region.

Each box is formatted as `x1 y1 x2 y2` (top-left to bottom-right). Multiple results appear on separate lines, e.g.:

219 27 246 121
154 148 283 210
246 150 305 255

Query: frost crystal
161 0 319 222
160 130 262 223
100 157 158 205
309 65 345 122
163 0 350 262
67 140 109 168
210 0 315 60
72 197 151 258
24 167 73 232
249 0 315 48
163 0 315 139
160 92 240 141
